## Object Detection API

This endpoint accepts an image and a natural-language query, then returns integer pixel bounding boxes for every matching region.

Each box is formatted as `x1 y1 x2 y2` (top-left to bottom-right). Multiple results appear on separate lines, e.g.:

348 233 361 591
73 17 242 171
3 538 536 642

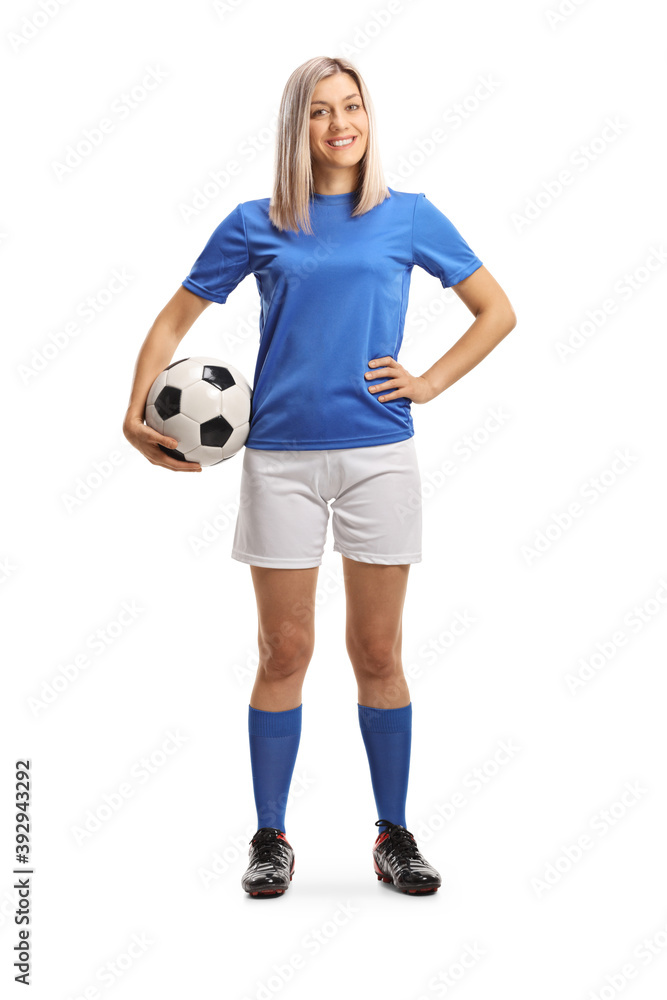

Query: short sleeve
181 203 252 303
411 193 482 289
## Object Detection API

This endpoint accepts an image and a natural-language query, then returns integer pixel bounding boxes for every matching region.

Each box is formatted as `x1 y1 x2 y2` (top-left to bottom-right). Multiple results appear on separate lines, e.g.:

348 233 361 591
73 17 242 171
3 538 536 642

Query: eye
311 103 362 117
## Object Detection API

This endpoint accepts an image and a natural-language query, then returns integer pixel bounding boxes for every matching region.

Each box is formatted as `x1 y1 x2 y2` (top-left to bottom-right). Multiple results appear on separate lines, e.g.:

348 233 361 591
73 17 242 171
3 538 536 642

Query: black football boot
241 827 295 898
372 819 442 894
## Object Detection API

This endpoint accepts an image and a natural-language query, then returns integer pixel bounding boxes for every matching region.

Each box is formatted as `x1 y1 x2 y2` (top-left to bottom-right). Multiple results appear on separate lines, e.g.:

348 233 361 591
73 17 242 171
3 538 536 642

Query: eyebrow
310 93 361 106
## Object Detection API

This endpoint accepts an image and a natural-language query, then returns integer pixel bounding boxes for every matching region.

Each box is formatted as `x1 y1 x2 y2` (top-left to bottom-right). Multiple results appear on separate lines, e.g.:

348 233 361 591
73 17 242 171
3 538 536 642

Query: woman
123 56 516 899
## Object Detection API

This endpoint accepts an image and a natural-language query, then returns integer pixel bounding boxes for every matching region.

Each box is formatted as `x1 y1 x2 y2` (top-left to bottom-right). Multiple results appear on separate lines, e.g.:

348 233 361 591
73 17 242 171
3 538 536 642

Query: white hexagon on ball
165 357 207 391
162 412 201 455
180 382 223 424
221 383 251 426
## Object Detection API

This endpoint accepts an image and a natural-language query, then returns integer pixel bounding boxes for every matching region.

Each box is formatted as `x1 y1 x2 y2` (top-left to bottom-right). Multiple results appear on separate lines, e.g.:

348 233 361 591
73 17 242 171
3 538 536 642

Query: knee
347 636 400 679
258 630 313 680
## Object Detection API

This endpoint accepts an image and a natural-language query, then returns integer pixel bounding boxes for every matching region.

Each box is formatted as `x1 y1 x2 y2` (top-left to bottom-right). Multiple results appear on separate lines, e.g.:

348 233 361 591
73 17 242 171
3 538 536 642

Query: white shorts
231 437 422 569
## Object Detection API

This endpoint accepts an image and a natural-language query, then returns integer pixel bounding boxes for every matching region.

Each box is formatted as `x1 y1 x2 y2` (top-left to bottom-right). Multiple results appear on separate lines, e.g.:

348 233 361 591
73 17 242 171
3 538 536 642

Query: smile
325 136 357 148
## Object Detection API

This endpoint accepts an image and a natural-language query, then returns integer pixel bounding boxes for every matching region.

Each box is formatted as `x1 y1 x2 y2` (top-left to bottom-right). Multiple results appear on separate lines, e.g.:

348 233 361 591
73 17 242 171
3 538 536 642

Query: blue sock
248 703 302 835
358 702 412 834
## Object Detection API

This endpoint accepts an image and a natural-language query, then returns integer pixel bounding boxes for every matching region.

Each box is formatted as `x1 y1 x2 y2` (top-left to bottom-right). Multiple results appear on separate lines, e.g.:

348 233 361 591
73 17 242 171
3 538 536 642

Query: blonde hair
268 56 390 235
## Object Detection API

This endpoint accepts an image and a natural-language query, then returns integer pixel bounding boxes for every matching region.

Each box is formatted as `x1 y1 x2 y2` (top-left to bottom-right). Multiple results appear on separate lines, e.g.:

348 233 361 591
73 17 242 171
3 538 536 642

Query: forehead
310 73 359 102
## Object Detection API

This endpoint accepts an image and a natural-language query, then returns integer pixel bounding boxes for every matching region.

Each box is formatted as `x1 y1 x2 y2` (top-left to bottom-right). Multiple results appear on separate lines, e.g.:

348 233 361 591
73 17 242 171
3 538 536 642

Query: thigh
342 554 410 653
250 565 320 660
232 447 330 569
330 437 422 565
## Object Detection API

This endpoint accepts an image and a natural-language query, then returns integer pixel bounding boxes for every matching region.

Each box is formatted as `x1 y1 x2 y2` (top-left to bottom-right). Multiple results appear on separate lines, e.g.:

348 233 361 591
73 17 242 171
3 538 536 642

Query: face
309 73 368 176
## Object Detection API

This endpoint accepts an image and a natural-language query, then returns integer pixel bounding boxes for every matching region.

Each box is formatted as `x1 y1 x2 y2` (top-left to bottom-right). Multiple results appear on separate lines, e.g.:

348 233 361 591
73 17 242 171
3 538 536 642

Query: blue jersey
181 187 482 450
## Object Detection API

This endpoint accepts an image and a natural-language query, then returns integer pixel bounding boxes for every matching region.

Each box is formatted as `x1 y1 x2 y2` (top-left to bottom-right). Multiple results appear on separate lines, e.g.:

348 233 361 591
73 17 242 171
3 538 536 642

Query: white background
2 0 667 997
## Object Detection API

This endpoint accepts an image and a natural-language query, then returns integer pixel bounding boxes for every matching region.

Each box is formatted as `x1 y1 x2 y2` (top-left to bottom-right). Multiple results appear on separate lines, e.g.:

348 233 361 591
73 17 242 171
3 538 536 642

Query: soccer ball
144 356 252 466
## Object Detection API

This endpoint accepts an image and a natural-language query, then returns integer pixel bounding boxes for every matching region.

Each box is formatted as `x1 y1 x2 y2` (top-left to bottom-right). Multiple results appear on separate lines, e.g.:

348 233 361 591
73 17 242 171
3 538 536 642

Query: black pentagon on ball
155 385 181 420
200 414 234 448
158 445 188 462
202 365 236 392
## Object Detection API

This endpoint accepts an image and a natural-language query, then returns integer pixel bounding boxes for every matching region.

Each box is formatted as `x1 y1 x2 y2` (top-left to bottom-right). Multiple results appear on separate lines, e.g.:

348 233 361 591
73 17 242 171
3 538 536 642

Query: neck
311 166 360 196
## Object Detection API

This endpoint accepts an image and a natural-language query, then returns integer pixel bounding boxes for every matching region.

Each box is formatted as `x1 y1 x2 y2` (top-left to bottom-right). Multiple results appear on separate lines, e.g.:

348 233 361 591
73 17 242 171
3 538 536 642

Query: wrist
420 374 442 401
124 408 145 427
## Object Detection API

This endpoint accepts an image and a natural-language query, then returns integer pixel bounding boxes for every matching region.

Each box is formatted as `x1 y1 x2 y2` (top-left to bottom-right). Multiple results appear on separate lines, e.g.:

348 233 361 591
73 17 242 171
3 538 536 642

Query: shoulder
383 188 429 220
371 188 422 221
383 187 422 207
386 187 421 201
236 196 271 215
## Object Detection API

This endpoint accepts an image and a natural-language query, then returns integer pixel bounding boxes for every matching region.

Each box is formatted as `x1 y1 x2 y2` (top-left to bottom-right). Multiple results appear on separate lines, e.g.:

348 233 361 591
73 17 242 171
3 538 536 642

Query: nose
329 109 349 129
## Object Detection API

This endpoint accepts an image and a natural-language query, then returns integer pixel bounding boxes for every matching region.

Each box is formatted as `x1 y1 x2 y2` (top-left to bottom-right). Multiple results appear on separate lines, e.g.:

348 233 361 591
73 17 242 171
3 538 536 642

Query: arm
419 265 517 398
365 265 516 405
122 286 212 471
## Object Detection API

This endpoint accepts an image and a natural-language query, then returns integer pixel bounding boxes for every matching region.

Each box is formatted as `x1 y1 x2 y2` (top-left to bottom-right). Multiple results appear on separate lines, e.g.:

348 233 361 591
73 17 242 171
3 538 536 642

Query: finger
367 360 401 376
147 442 201 471
158 456 202 471
144 425 179 449
377 381 403 399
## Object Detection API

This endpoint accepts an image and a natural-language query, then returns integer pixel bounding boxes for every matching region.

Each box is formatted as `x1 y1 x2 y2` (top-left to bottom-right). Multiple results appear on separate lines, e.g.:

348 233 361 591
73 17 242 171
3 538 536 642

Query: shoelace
376 819 421 860
250 829 286 862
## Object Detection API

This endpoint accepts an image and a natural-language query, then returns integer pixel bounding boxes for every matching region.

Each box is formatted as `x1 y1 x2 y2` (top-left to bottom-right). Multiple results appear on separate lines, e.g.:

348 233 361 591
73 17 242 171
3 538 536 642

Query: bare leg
249 565 320 711
342 555 411 708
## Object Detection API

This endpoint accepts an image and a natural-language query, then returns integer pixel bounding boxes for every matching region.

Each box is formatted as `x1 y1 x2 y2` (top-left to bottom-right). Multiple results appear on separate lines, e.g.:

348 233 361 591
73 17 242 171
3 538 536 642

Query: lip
324 135 358 148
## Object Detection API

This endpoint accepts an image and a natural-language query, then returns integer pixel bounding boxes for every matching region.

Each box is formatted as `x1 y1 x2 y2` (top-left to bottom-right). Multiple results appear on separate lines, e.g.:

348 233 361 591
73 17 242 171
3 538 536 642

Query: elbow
496 290 517 331
478 299 517 334
495 295 517 334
